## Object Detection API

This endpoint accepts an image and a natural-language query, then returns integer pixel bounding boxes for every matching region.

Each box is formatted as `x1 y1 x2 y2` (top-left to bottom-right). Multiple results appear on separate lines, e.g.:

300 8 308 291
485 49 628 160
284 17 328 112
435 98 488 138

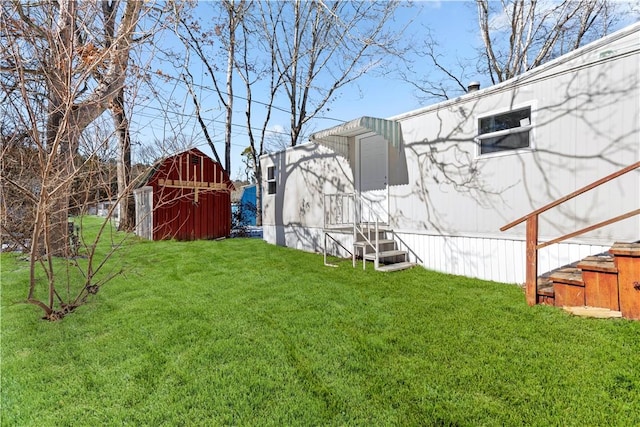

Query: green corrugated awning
309 116 402 158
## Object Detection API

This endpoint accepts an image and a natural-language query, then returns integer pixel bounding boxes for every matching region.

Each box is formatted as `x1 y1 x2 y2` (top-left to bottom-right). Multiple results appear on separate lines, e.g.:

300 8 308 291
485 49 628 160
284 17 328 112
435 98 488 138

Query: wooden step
550 267 585 307
537 276 553 290
538 285 554 297
609 241 640 257
536 277 555 305
536 243 640 319
610 242 640 320
376 261 415 272
549 267 584 286
537 285 555 306
578 255 619 311
364 250 407 260
577 255 617 273
563 306 623 319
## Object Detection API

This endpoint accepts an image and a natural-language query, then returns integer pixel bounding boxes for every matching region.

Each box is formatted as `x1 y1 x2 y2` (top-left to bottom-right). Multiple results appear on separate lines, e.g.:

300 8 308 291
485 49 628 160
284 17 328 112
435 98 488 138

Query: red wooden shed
133 148 234 241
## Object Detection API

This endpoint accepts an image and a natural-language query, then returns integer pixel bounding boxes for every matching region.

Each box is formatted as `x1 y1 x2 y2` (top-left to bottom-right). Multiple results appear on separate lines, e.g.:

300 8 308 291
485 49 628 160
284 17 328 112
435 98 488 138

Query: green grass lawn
2 221 640 426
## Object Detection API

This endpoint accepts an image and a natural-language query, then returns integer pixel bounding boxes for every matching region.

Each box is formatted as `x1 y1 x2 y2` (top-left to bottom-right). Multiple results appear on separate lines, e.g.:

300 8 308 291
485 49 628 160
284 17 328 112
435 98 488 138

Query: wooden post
525 215 538 306
610 243 640 320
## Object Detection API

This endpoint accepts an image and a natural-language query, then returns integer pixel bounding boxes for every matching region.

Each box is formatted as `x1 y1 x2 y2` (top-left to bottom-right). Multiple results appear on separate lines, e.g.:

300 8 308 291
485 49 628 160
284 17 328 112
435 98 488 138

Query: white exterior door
357 134 389 224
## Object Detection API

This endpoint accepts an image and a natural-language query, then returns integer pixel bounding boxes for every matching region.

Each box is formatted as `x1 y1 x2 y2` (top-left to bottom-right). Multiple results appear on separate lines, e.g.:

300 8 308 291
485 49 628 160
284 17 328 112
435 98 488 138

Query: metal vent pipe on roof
467 81 480 92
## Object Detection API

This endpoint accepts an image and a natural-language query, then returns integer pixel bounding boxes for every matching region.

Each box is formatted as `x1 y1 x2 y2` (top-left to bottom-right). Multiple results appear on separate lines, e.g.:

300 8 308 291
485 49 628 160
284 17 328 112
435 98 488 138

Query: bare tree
233 2 284 226
173 0 249 175
476 0 617 84
1 0 143 255
0 0 158 320
111 86 135 231
236 0 406 224
160 1 406 225
102 1 135 232
263 1 406 147
0 128 40 247
400 29 472 103
403 0 620 102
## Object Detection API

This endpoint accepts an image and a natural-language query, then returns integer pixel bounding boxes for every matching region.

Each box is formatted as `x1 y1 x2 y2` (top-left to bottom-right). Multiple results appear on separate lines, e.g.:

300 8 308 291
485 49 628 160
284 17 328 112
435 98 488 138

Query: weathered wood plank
554 283 585 307
577 256 617 273
158 178 230 191
611 243 640 320
549 267 584 286
563 306 623 318
525 216 538 306
582 270 620 311
578 256 619 311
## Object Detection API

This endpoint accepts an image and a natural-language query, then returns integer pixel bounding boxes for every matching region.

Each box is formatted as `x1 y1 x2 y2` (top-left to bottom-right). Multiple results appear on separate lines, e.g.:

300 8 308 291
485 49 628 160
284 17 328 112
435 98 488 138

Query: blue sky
311 2 480 125
130 1 483 177
129 1 638 180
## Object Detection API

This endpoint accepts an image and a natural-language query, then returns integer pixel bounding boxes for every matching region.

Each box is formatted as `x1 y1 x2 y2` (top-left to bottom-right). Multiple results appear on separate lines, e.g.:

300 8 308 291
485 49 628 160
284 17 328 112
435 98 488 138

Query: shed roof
135 148 235 191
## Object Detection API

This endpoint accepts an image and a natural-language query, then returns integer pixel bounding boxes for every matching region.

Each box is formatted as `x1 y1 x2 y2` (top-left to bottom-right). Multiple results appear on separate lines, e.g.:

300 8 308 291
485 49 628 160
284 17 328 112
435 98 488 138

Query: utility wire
129 63 348 124
131 102 292 142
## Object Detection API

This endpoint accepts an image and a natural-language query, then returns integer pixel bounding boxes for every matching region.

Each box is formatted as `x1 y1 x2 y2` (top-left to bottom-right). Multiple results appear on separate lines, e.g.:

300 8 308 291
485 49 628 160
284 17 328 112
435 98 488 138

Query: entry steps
354 229 415 272
536 242 640 320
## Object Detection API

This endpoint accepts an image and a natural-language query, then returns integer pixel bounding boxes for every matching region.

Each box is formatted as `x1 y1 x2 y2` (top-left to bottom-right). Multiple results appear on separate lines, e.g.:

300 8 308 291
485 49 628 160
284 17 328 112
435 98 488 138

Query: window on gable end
267 165 276 195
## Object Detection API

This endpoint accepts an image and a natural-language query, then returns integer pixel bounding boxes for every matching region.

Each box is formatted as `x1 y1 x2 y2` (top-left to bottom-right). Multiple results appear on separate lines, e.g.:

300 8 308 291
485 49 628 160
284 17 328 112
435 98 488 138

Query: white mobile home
261 23 640 285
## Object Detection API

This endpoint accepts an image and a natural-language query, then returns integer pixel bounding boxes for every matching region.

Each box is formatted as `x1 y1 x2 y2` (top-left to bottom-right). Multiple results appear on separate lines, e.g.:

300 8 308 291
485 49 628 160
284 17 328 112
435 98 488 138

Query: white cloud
267 124 285 137
423 0 442 9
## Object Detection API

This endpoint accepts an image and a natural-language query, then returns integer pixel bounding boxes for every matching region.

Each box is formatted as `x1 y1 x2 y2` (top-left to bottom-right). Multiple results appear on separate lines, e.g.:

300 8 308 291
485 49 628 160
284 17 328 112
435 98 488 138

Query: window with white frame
477 106 532 155
266 165 276 195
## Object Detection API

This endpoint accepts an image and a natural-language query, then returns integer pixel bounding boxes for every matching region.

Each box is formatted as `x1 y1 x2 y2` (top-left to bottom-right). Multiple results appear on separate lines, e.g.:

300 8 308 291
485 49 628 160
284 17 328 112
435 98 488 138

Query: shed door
357 134 388 224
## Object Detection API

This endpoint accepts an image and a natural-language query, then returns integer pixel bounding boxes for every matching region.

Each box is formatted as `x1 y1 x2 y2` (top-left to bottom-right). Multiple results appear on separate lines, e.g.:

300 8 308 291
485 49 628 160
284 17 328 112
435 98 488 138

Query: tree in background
1 0 143 255
407 0 620 102
0 0 159 319
253 1 407 224
477 0 617 84
102 0 138 232
264 1 405 147
0 128 40 247
174 0 249 175
170 1 405 225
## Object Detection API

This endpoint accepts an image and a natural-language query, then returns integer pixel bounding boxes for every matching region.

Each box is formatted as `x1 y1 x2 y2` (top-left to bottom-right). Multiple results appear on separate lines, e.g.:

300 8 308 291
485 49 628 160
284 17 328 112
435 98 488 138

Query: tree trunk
224 0 236 175
255 167 263 226
113 88 135 231
46 0 75 258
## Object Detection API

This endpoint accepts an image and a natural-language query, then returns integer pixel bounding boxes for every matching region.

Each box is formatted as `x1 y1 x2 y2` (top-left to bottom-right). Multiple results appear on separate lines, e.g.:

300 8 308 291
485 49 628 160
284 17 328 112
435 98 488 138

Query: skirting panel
263 225 353 258
394 232 609 284
264 226 610 285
